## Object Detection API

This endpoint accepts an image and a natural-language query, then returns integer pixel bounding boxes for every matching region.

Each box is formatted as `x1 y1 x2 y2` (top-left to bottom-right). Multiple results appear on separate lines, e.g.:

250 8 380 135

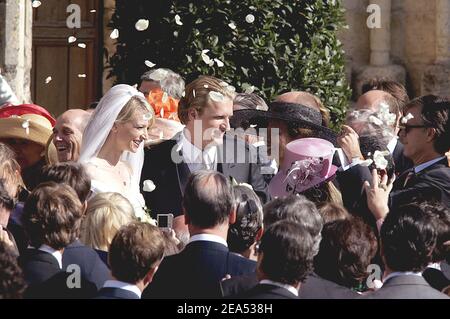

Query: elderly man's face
139 80 160 98
53 111 85 162
0 138 43 169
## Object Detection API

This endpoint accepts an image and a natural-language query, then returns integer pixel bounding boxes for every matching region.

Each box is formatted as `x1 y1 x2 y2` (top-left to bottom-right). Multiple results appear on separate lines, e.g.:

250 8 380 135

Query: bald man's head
275 91 330 127
52 109 91 162
355 90 392 111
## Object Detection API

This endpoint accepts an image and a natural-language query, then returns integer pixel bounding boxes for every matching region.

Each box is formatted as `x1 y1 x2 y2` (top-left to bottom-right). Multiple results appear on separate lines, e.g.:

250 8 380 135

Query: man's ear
143 264 159 286
187 108 198 121
228 207 237 225
255 226 264 241
426 127 437 142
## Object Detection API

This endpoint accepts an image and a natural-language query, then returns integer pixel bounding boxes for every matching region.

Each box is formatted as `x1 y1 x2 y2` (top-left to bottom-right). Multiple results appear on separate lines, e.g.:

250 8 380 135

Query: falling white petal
214 58 224 67
162 92 169 103
182 91 186 98
145 60 156 68
160 108 165 118
68 36 77 43
203 85 209 88
175 14 183 26
201 52 212 65
142 180 156 192
244 85 255 94
227 85 236 93
32 1 41 8
373 150 389 170
219 81 229 87
45 76 52 84
369 115 383 126
245 14 255 23
90 9 96 13
401 113 414 124
78 74 87 78
135 19 149 31
110 29 119 39
209 91 225 102
77 43 86 48
193 90 196 98
228 22 236 30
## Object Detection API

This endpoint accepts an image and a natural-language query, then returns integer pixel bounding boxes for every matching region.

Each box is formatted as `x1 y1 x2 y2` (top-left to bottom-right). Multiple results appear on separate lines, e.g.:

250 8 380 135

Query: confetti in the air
45 76 52 84
77 43 86 49
32 1 41 8
175 15 183 26
78 74 87 78
22 120 30 135
90 9 96 13
110 29 119 39
145 60 156 68
245 14 255 23
209 91 225 102
401 113 414 124
228 22 237 30
68 36 77 43
135 19 149 31
214 58 224 67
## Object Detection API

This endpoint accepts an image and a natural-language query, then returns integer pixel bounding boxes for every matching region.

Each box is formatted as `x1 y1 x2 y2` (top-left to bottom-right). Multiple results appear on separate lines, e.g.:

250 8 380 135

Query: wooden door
31 0 102 117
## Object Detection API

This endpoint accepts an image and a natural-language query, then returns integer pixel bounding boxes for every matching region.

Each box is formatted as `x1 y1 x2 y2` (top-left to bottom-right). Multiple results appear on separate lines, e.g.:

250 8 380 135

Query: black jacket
19 248 97 299
143 240 256 299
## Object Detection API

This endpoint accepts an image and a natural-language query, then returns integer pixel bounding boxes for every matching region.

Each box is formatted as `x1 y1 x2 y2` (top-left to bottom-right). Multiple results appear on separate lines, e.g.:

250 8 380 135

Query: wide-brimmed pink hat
269 138 337 198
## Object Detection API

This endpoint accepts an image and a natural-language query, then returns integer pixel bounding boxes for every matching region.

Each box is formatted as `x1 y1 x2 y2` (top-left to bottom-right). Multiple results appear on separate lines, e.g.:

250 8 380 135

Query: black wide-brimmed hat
230 101 337 145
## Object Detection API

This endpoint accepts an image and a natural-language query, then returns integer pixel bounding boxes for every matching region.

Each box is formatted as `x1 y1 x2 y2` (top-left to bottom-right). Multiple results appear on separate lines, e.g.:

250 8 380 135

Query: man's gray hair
140 68 185 99
263 194 323 255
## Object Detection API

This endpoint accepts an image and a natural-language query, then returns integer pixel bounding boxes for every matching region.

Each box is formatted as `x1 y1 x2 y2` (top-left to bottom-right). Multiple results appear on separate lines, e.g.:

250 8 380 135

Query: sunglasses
398 124 432 134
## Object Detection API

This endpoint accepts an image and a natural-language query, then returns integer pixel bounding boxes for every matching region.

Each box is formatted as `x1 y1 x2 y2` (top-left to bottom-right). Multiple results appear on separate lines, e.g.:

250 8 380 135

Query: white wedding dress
78 84 153 223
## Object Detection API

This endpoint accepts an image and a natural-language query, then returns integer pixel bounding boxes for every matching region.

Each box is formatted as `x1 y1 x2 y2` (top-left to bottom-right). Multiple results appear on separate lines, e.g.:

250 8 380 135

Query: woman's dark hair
314 217 378 288
359 135 395 179
227 185 263 254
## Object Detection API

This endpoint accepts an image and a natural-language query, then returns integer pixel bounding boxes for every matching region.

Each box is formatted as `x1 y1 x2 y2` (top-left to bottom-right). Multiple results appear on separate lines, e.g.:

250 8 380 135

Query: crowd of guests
0 68 449 299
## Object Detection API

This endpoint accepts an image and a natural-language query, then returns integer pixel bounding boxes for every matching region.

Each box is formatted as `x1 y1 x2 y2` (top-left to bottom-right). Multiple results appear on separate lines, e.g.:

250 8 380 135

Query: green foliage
109 0 352 128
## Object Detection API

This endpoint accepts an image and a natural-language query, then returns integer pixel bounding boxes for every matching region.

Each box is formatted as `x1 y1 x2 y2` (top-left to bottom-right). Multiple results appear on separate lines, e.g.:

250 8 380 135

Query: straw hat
0 113 53 146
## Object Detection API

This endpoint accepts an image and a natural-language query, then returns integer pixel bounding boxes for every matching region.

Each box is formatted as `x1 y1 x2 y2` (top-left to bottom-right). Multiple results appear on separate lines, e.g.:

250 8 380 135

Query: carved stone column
422 0 450 95
0 0 32 103
354 0 405 98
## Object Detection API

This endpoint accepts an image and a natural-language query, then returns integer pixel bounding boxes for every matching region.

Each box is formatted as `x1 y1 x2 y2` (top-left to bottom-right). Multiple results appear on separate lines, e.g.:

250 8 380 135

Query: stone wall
339 0 443 99
0 0 32 103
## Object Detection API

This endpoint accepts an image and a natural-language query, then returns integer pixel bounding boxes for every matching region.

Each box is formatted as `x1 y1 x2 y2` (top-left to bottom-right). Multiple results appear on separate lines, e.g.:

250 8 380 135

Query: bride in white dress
79 84 154 222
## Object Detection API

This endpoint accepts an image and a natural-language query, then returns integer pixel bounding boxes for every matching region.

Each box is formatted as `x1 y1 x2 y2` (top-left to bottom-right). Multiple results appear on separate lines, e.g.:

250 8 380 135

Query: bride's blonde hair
116 96 155 127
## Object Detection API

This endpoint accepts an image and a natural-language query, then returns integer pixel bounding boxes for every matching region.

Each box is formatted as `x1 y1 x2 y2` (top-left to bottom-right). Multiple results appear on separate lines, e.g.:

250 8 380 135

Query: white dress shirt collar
427 262 441 271
38 244 63 269
103 280 142 298
260 279 299 297
414 156 446 174
383 271 422 283
179 129 217 170
387 137 398 154
188 233 228 247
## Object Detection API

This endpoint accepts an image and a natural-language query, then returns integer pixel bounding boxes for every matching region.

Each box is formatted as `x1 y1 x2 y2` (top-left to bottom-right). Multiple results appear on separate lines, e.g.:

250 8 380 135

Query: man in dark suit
19 182 96 299
221 195 359 299
96 222 165 299
38 162 111 290
338 95 450 224
361 202 449 299
143 171 256 299
141 76 269 236
234 221 316 299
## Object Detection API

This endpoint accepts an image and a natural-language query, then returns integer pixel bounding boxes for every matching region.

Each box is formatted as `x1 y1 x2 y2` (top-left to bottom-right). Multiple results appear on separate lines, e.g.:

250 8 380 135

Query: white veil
79 84 149 189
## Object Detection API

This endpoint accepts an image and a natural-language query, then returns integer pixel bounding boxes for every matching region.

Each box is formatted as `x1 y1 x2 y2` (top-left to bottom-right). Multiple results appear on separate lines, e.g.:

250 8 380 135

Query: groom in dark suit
141 76 269 230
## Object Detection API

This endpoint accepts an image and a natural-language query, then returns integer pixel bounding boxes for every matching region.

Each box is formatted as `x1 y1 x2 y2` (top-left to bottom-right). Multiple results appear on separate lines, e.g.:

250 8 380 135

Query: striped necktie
402 169 415 187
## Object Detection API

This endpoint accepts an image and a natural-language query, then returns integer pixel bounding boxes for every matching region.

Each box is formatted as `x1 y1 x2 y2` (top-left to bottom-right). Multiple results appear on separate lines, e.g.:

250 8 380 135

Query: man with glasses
336 95 450 228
